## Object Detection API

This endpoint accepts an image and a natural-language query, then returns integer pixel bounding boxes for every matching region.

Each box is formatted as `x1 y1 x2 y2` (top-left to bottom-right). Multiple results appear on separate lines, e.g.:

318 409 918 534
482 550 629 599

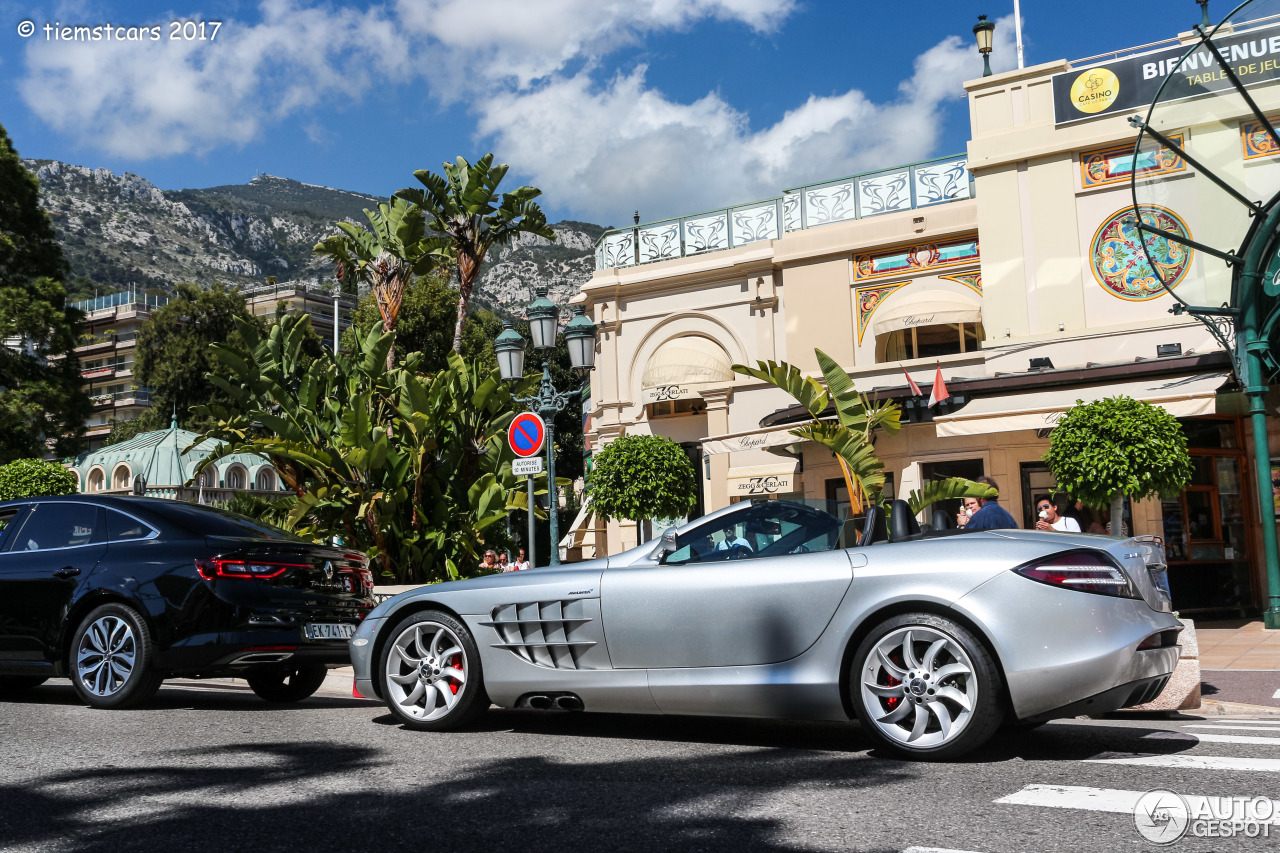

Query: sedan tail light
196 558 310 579
1013 550 1140 599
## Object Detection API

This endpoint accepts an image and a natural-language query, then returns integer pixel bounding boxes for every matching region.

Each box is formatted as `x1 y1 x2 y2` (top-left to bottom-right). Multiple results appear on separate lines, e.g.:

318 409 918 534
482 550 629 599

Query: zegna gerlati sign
1052 21 1280 125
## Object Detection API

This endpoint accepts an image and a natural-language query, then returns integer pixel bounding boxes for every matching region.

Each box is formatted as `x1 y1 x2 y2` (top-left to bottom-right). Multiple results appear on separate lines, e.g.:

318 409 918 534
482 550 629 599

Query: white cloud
475 17 1018 223
18 0 405 158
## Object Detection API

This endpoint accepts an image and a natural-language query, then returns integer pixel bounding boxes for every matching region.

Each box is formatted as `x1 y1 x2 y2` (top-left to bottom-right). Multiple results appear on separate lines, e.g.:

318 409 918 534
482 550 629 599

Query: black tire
377 609 489 731
246 665 329 703
0 676 48 691
69 603 163 710
850 612 1004 761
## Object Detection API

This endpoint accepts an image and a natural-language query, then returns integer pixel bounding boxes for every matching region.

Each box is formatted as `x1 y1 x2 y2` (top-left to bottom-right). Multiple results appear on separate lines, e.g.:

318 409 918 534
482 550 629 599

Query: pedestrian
513 548 531 571
956 475 1018 530
498 552 512 572
955 496 980 528
1034 492 1081 532
479 550 498 572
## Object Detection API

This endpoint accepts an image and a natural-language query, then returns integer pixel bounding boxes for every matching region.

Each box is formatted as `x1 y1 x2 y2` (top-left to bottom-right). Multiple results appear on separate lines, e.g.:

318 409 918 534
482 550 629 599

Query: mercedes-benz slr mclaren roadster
350 498 1181 759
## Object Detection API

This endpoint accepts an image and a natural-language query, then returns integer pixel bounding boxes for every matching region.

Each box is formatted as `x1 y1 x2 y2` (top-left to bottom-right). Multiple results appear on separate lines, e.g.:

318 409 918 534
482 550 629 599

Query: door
0 502 107 664
601 501 854 669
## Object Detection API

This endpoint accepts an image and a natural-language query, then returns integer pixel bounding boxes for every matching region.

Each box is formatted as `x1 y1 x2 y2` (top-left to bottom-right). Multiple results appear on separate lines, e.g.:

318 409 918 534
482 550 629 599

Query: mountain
22 159 606 312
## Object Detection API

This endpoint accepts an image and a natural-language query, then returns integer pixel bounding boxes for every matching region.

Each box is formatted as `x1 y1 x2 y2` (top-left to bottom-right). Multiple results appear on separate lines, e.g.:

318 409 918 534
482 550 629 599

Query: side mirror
651 526 679 562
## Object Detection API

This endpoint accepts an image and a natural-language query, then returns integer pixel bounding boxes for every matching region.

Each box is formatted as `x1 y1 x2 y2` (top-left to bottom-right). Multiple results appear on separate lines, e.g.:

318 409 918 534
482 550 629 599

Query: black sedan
0 495 374 709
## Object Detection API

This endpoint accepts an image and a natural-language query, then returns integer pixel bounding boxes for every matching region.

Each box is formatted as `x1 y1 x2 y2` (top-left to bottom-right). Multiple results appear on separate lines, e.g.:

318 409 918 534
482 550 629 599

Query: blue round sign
508 412 545 458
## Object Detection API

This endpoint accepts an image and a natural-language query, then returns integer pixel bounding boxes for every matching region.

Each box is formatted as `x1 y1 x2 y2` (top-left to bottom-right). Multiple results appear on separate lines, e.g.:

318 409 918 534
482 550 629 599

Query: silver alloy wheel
860 625 978 749
385 621 467 721
76 615 137 697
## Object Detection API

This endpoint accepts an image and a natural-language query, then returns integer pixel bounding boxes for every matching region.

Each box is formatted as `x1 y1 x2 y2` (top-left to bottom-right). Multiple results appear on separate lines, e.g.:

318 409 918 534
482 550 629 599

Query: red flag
902 367 923 397
928 364 950 407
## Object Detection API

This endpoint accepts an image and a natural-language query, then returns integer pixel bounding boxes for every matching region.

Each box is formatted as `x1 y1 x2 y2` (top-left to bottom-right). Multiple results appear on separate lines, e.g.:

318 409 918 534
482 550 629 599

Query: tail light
196 558 309 579
1013 550 1140 599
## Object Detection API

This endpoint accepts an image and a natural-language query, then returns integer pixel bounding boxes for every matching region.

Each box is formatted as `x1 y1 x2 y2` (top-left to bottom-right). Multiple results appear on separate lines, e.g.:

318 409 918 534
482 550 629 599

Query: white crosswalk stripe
1086 753 1280 771
1185 723 1280 733
900 848 988 853
1146 730 1280 746
995 784 1280 823
1191 718 1280 726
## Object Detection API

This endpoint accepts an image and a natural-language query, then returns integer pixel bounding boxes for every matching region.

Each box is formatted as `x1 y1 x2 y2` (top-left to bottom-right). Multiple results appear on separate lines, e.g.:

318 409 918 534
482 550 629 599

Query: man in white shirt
1034 494 1081 533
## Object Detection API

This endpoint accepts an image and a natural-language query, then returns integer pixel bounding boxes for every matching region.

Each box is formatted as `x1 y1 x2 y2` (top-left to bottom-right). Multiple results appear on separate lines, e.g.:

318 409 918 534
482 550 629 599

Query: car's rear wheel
70 603 163 710
851 613 1004 760
0 676 48 691
378 610 488 730
246 665 328 702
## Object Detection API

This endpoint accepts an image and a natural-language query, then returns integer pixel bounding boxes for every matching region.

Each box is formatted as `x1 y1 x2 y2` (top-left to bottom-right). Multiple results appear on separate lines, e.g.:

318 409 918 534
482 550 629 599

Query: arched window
196 465 218 489
254 468 277 491
225 465 247 490
87 467 106 492
111 464 131 490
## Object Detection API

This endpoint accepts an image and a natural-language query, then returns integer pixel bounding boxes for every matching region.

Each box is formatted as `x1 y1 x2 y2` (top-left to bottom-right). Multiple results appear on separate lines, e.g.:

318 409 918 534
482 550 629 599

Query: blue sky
0 0 1212 226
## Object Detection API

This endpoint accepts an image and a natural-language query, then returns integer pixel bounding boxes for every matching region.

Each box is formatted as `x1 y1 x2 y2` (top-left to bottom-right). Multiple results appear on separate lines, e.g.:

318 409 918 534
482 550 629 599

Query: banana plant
395 154 556 353
734 349 993 514
190 313 540 584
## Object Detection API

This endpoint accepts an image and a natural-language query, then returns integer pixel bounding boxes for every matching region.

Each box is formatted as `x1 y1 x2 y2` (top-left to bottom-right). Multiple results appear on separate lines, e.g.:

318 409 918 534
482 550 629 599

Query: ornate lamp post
973 15 996 77
495 288 597 566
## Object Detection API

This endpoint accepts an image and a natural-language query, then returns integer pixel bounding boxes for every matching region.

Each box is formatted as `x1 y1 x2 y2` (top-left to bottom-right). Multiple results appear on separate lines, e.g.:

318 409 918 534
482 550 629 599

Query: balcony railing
73 290 169 314
594 154 973 270
90 389 152 406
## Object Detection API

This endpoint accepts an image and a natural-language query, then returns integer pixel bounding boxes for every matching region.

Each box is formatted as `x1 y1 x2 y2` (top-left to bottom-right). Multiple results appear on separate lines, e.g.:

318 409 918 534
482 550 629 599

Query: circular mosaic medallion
1090 205 1193 301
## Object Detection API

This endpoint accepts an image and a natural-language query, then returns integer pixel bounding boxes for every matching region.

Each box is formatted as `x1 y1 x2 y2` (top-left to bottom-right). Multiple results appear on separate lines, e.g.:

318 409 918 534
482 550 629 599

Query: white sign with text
513 457 544 477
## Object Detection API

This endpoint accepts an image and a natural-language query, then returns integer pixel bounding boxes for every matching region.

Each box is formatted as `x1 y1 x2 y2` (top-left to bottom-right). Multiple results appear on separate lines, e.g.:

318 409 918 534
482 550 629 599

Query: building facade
577 23 1280 617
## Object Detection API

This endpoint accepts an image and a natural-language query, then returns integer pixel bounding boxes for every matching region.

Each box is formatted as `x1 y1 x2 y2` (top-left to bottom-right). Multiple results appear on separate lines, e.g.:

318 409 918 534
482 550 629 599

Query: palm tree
396 154 556 353
313 197 447 368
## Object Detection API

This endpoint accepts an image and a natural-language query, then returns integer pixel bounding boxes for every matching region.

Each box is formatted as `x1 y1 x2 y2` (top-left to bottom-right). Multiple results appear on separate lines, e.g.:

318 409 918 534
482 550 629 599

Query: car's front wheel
851 612 1004 760
246 665 328 702
70 603 163 709
378 610 488 730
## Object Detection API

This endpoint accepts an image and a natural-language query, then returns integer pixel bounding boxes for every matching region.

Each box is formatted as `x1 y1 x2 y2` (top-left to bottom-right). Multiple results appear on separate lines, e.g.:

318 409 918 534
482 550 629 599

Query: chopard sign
900 314 936 327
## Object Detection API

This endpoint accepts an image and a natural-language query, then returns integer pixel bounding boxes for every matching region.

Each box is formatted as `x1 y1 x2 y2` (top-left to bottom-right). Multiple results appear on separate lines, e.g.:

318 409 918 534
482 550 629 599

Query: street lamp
973 14 995 77
496 287 598 566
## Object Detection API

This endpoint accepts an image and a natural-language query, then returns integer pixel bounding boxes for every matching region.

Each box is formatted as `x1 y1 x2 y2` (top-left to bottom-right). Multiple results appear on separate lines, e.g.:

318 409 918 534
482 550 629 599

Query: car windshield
145 501 309 542
665 499 845 565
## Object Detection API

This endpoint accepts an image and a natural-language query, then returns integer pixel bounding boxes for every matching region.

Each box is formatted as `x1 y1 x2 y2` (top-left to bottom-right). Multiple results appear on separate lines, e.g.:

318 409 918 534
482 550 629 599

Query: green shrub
585 434 696 523
0 458 80 501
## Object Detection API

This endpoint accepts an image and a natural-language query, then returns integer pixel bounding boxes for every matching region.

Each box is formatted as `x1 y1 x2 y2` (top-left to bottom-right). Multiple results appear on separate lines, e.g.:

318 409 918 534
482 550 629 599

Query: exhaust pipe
527 695 554 710
555 695 583 712
230 652 295 664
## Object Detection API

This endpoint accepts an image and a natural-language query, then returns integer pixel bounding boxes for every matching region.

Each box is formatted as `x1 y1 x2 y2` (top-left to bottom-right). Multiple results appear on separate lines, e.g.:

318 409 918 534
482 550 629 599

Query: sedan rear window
16 503 106 550
147 501 307 542
106 509 153 541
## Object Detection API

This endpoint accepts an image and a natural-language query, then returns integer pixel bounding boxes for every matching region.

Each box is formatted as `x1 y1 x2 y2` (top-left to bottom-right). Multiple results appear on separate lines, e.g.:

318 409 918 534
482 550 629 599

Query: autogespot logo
1134 790 1190 845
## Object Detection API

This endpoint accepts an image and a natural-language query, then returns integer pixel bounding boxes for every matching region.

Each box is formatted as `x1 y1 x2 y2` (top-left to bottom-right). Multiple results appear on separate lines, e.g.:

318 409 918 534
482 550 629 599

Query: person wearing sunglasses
1033 493 1080 533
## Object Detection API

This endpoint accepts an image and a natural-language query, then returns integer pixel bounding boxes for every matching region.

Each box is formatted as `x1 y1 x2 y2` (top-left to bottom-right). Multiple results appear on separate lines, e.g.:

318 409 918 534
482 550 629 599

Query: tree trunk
384 319 395 371
453 254 479 353
1110 493 1125 538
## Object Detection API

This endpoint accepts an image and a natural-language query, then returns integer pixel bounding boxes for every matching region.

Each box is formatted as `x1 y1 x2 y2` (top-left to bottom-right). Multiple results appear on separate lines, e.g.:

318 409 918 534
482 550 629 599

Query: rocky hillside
23 159 605 311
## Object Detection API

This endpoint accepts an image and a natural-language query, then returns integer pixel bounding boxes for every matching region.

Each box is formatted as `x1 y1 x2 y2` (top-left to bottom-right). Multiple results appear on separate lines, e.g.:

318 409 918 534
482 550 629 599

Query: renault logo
323 561 333 580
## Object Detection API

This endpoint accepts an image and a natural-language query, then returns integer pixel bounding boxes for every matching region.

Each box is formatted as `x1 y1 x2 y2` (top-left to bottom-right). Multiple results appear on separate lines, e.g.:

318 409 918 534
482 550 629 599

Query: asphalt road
3 681 1280 853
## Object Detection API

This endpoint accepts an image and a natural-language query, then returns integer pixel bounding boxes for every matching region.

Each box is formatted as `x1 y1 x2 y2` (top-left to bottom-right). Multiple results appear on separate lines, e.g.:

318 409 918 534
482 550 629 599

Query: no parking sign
508 412 545 458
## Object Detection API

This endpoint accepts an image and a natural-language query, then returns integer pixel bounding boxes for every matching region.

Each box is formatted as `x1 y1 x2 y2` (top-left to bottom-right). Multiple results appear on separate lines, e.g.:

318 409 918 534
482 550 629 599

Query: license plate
305 623 356 640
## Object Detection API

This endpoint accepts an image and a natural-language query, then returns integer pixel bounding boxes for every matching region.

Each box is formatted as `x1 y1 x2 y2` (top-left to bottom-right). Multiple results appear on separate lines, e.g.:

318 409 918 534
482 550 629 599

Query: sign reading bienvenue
1052 21 1280 125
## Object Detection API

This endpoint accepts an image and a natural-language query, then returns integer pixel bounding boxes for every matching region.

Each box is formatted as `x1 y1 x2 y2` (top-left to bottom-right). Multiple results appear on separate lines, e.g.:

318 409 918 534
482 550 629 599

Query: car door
0 501 107 665
600 501 855 669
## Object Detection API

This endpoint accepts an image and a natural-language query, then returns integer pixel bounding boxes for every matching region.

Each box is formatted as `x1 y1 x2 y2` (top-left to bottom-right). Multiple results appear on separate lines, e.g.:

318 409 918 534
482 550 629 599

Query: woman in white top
1034 494 1081 533
513 548 532 571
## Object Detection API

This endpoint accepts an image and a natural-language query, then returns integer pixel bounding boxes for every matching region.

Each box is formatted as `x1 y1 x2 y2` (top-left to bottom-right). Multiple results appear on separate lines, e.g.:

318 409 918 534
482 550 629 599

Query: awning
933 372 1230 437
701 420 831 455
641 336 733 402
727 460 801 496
872 289 982 337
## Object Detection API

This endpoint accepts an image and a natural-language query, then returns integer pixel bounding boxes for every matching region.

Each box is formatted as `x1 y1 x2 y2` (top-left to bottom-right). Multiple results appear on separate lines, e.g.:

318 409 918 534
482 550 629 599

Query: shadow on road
0 734 915 853
0 680 374 712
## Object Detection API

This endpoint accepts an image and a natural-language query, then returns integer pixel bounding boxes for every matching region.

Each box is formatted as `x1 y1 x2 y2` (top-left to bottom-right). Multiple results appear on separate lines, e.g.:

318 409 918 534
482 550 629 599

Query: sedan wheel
852 613 1003 759
378 610 489 731
70 603 163 709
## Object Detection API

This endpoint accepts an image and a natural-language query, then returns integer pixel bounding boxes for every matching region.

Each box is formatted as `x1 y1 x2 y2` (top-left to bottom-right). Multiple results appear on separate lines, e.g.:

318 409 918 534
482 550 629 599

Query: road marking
901 848 988 853
1185 724 1280 733
996 784 1280 823
1194 718 1280 726
1273 688 1280 699
1086 753 1280 772
1146 731 1280 746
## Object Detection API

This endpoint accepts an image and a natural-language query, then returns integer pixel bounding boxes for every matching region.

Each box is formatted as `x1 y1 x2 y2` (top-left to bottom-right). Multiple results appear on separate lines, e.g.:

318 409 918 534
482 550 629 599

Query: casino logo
1070 67 1120 114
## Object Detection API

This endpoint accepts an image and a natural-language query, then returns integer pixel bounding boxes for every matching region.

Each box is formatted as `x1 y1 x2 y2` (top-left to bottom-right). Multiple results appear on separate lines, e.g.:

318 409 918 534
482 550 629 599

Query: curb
1196 698 1280 717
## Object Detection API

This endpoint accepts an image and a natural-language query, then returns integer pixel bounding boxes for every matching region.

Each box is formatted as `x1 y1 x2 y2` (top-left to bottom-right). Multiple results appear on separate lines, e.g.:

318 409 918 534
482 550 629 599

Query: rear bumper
156 626 356 675
1023 673 1173 723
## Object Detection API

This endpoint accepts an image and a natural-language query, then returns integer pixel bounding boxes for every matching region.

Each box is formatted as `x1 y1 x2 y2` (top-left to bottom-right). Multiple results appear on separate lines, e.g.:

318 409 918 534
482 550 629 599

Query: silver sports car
349 497 1180 759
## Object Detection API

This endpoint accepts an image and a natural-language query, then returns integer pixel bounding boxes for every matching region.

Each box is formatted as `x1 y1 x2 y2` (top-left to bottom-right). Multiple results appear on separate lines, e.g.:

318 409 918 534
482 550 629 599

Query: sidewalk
1198 619 1280 711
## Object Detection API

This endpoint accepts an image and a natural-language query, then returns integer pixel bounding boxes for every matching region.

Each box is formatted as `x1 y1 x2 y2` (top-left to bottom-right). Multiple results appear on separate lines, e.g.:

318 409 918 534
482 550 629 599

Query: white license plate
305 623 356 640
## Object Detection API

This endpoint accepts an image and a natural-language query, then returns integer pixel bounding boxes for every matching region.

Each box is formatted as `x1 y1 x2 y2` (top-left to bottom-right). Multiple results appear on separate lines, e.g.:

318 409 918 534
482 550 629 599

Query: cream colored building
575 23 1280 617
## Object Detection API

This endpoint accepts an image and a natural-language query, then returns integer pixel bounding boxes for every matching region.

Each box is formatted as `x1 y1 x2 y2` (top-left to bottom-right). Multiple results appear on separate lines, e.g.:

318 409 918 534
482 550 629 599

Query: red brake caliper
449 654 461 694
883 652 903 710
